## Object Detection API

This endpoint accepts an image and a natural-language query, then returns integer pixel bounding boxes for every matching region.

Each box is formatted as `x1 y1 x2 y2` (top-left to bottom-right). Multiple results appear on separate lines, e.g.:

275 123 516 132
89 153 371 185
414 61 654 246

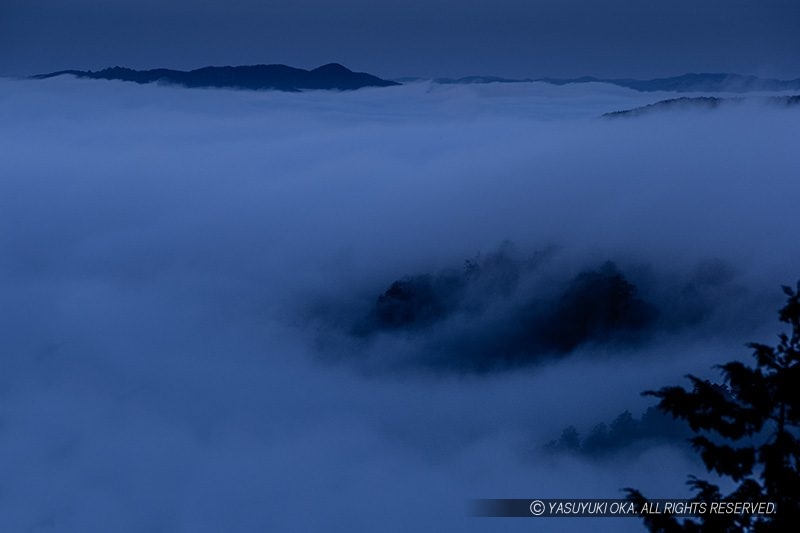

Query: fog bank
1 78 798 532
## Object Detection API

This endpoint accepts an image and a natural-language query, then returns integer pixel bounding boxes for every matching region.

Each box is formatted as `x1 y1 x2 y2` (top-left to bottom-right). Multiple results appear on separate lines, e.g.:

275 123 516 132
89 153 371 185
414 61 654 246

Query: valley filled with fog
1 77 798 532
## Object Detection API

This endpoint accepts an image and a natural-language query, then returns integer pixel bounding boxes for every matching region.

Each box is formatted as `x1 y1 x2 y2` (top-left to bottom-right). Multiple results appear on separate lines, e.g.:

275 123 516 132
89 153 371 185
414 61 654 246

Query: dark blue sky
3 0 799 79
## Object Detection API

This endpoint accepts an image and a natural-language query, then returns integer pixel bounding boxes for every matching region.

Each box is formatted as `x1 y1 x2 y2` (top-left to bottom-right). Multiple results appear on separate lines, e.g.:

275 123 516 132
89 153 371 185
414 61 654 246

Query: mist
1 77 799 532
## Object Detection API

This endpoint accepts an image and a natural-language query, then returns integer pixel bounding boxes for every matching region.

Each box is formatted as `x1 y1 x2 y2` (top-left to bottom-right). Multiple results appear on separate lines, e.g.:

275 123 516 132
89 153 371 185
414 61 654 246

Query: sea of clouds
1 77 798 532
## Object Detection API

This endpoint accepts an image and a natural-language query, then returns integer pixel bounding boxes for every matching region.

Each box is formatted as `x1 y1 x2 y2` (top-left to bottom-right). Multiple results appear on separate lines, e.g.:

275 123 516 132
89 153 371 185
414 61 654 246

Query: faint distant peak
433 72 800 93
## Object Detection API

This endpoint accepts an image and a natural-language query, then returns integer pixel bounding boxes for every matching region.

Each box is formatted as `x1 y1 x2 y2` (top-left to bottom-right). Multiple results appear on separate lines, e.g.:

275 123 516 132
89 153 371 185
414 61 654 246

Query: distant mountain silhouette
434 73 800 93
32 63 400 92
435 75 526 84
603 94 800 118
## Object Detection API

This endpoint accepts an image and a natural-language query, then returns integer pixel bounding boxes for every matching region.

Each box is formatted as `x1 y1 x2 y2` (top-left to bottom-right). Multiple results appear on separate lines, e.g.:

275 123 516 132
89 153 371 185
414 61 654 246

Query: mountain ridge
32 63 400 92
603 94 800 118
32 66 800 94
433 72 800 93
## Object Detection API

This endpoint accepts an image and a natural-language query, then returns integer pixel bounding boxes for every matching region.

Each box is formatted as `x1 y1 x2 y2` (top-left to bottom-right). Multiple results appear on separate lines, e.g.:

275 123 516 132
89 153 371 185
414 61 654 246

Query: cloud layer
1 78 799 532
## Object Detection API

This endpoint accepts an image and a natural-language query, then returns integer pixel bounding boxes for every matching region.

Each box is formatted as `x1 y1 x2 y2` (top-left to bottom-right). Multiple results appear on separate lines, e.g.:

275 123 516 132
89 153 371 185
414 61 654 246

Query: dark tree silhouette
626 282 800 532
